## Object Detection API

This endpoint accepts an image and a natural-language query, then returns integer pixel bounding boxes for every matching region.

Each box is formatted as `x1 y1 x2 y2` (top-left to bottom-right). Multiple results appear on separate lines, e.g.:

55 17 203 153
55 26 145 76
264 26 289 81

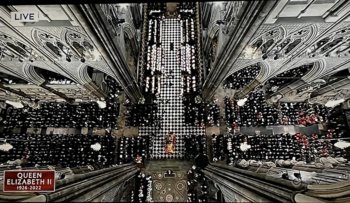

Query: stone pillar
311 78 350 98
275 80 307 96
234 79 261 99
201 2 213 29
82 81 107 99
0 83 31 99
130 3 142 29
40 83 74 103
202 1 277 100
18 164 138 202
69 5 143 103
202 163 304 202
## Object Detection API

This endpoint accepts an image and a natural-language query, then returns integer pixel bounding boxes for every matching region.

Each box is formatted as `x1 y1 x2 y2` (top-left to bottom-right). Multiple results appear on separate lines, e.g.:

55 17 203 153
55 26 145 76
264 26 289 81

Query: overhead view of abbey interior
0 1 350 202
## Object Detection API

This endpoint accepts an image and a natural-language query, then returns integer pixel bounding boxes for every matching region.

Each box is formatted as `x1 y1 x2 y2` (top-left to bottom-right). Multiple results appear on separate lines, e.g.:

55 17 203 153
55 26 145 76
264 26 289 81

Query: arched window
260 39 274 53
45 42 62 57
252 38 263 49
35 29 73 61
83 41 94 51
243 27 285 59
307 27 350 57
284 38 302 54
65 29 97 61
72 41 85 57
264 26 313 60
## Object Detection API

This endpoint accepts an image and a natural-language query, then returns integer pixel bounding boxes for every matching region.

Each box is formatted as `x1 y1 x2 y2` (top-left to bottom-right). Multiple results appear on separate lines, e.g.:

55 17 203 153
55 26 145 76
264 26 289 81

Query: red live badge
3 170 55 192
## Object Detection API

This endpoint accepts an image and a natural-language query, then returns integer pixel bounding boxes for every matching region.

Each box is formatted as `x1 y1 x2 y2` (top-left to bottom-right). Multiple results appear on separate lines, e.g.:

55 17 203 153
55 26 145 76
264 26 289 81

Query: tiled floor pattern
139 18 205 159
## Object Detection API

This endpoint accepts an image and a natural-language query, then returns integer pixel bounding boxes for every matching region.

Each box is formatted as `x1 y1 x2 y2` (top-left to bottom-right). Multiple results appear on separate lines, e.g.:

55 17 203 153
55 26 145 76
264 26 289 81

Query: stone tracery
0 32 40 62
306 26 350 57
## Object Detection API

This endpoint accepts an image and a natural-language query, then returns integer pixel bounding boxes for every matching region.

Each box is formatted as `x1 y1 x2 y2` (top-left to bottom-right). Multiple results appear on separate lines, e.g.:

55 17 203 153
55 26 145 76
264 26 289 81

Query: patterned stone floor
145 160 192 202
139 17 205 159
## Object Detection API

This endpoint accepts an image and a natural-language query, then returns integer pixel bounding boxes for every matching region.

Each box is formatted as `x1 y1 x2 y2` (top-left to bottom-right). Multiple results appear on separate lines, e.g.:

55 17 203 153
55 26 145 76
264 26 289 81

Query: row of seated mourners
265 64 313 95
183 98 220 127
184 134 207 160
0 101 119 129
105 75 121 98
225 91 330 127
187 165 209 202
0 133 116 168
47 77 76 85
280 102 329 125
206 103 220 127
0 133 150 168
178 3 201 98
223 64 261 90
147 3 166 13
131 172 153 203
179 2 197 11
139 4 164 101
115 135 150 165
125 104 158 127
0 76 121 129
212 132 347 166
327 106 350 137
225 91 279 127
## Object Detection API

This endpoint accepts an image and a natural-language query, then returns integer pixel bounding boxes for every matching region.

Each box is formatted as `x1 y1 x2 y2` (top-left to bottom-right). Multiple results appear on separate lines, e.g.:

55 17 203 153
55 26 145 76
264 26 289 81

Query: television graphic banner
3 170 55 192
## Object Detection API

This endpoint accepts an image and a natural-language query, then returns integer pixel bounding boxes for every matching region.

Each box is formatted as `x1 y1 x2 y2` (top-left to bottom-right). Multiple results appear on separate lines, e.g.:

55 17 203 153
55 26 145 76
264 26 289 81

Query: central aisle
139 17 205 159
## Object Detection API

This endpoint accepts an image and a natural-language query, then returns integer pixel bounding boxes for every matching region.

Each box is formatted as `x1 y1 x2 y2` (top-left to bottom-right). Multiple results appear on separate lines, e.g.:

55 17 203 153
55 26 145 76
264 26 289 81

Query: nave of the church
0 1 350 202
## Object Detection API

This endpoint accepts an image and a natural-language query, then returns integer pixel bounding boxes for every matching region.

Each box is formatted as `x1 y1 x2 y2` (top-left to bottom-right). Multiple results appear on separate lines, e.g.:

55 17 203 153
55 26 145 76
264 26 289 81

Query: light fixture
240 142 251 151
237 98 248 106
325 98 345 108
97 100 106 109
91 143 102 151
242 46 262 59
334 140 350 149
0 139 13 152
5 100 24 108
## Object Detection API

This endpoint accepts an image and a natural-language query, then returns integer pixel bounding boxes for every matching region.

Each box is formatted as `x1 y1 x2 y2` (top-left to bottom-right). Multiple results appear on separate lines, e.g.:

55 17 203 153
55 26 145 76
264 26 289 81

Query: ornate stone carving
223 1 245 34
241 27 285 59
264 25 315 60
65 29 100 62
33 29 75 62
0 32 40 62
306 26 350 58
99 4 124 37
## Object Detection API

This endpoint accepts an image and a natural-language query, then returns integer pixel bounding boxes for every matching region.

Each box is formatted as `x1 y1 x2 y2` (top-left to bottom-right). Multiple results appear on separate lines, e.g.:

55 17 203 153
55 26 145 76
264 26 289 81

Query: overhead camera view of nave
1 1 350 202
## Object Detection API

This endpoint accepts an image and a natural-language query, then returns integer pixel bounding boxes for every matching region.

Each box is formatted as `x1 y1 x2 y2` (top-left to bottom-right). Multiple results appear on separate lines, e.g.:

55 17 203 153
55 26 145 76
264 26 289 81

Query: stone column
201 2 213 29
273 80 307 97
310 78 350 98
18 164 138 202
69 5 143 103
234 79 262 99
130 3 142 29
0 83 31 99
202 163 304 202
39 83 75 103
202 1 277 100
